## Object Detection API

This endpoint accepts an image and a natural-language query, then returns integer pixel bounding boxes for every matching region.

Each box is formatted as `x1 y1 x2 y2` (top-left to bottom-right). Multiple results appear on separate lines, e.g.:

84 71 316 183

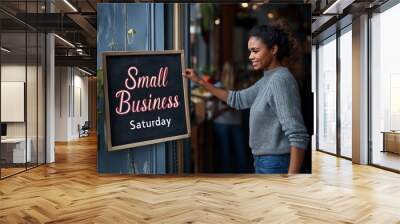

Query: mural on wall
102 51 190 151
97 3 167 174
97 3 312 174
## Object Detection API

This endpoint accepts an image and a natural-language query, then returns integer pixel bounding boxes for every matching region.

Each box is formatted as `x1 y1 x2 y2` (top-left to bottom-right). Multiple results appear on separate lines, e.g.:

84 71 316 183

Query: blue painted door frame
97 3 166 174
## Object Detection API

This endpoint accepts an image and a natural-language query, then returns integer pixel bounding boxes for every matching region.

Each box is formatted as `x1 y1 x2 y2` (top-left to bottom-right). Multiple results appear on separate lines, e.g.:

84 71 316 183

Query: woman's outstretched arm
183 68 228 102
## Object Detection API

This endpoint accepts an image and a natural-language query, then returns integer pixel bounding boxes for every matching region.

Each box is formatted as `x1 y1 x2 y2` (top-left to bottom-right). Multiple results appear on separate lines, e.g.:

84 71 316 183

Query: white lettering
166 118 171 127
128 117 172 130
130 120 136 130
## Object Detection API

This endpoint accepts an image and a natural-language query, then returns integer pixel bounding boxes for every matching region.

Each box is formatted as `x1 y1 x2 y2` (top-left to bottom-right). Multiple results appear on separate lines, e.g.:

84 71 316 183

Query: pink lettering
114 66 181 115
125 66 138 90
162 67 168 87
173 95 179 108
149 76 157 87
137 76 149 88
124 66 169 91
161 97 168 110
115 90 131 115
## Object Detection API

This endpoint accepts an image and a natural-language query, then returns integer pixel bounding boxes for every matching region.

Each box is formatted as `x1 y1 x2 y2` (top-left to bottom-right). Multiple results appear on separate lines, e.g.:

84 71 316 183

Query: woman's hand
183 68 202 84
183 68 229 103
288 146 305 174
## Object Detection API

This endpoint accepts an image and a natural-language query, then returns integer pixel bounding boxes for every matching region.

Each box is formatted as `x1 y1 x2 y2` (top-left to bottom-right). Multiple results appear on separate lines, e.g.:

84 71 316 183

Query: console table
381 131 400 154
1 138 32 163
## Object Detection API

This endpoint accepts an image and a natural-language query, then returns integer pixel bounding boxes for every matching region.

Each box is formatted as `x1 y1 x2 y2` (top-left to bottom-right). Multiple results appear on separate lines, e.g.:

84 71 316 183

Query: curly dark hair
249 25 291 62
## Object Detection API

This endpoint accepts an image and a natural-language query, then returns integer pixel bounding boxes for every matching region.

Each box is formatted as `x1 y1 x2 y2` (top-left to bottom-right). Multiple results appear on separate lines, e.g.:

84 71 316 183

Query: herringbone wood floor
1 135 400 224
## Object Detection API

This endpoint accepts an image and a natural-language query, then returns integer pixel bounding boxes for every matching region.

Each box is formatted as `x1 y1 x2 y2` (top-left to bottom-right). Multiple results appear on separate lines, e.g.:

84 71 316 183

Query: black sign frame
102 50 191 151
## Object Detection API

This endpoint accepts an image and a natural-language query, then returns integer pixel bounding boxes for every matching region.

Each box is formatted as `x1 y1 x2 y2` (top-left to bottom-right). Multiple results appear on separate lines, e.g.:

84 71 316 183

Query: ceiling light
1 47 11 53
323 0 340 14
241 3 249 8
322 0 354 15
214 18 220 25
63 0 78 12
54 34 75 48
78 67 93 76
75 42 84 47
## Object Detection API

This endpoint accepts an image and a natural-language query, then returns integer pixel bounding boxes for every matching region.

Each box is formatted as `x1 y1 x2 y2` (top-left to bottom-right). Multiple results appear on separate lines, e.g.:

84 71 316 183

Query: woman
184 25 309 174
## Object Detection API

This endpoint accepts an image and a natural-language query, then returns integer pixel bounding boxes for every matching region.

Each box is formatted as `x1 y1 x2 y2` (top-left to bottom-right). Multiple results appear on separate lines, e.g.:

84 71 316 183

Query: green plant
200 4 215 32
199 65 216 77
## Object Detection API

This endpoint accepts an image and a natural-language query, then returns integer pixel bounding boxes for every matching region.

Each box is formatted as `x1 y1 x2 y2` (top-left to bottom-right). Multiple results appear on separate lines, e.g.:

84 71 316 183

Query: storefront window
317 35 337 154
312 45 317 150
371 2 400 171
339 27 352 158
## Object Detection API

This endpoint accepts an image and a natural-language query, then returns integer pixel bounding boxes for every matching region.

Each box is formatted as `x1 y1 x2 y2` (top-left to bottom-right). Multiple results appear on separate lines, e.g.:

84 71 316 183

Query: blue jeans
253 154 290 174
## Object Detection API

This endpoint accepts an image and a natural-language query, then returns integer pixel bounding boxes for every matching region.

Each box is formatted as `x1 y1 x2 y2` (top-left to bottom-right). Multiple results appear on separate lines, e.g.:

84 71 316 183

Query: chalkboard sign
102 50 190 151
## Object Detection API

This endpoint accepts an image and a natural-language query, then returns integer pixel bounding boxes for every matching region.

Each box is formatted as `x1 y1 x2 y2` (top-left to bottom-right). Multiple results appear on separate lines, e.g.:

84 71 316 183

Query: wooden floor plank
1 135 400 223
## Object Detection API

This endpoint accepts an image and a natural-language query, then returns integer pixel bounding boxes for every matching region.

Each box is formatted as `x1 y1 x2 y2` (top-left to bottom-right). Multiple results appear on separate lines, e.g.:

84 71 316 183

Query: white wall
55 66 69 141
1 63 46 164
1 65 26 140
1 65 39 138
1 64 26 81
55 66 89 141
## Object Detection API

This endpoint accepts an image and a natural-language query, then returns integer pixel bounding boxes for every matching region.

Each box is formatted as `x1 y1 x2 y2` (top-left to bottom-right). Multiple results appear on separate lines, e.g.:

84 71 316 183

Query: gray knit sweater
227 67 309 155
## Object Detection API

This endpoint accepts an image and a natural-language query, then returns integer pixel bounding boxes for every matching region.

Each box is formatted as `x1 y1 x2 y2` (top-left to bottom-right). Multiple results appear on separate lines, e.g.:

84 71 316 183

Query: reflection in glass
371 3 400 171
0 1 46 179
312 46 317 150
27 31 38 169
317 37 337 154
340 29 352 158
38 33 46 165
1 31 27 177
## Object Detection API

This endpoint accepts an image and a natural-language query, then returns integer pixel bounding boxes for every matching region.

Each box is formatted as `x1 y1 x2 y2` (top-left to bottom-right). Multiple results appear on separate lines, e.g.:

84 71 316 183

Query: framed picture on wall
1 81 25 122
